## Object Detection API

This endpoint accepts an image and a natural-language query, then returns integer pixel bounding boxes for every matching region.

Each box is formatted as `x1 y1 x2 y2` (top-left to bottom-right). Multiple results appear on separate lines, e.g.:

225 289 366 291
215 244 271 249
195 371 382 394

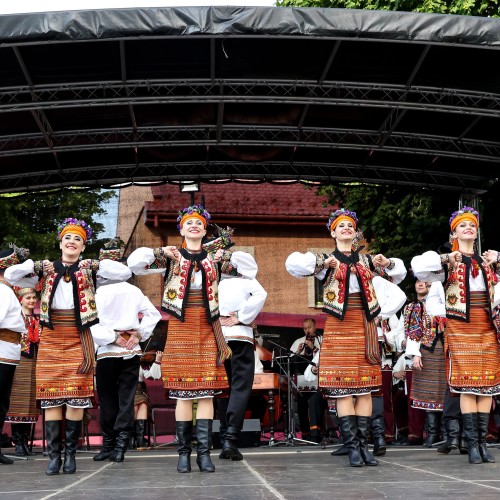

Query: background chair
145 379 176 447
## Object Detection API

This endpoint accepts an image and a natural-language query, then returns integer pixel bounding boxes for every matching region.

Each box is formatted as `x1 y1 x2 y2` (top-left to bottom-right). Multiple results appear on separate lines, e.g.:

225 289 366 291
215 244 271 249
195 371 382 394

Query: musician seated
290 318 326 443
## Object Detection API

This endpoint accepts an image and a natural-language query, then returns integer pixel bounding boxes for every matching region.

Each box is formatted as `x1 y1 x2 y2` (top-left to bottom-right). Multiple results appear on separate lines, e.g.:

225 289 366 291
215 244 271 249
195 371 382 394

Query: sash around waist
0 328 22 344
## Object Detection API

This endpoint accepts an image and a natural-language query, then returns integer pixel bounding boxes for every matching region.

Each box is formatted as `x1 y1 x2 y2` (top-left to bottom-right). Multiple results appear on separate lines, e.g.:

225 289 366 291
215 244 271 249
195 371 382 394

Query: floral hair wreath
449 206 480 226
176 205 211 229
326 208 359 231
57 218 93 242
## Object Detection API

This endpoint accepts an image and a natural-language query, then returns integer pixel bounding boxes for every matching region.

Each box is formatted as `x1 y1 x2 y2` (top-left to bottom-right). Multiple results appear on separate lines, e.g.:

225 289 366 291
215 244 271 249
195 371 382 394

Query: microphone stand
265 339 318 447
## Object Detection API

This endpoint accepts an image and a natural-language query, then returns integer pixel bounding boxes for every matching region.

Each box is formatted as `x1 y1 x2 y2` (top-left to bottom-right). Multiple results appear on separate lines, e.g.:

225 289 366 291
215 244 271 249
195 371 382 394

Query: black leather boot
109 431 129 462
93 431 115 461
21 426 33 456
356 416 378 466
423 411 441 448
0 449 14 465
477 412 495 463
63 420 81 474
176 421 193 473
45 420 62 475
11 423 27 456
195 419 215 472
462 413 482 464
437 418 459 454
135 420 146 448
370 416 386 457
219 426 243 461
330 444 348 456
337 416 363 467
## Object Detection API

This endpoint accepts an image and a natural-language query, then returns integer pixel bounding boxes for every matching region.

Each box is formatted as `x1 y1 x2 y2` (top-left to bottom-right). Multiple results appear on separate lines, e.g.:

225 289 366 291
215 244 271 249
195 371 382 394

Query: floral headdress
449 206 479 230
326 208 358 232
0 243 30 270
176 205 211 229
57 218 93 242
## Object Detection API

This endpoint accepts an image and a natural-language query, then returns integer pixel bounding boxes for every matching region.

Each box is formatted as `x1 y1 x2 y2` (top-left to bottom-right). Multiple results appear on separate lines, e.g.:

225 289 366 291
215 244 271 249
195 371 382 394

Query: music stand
265 339 318 447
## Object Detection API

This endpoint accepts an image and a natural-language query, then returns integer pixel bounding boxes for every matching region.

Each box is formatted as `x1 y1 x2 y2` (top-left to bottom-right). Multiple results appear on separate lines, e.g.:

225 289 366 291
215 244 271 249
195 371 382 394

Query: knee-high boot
195 419 215 472
93 431 115 461
356 416 378 466
176 421 193 473
63 420 81 474
337 415 363 467
437 418 459 454
477 412 495 463
11 423 27 456
45 420 63 475
371 415 387 457
135 420 146 448
423 411 441 447
461 413 482 464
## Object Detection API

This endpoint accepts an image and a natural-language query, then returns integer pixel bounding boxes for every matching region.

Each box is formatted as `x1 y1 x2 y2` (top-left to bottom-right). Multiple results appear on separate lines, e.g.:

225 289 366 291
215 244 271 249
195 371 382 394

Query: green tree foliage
276 0 500 17
0 189 116 261
318 184 459 268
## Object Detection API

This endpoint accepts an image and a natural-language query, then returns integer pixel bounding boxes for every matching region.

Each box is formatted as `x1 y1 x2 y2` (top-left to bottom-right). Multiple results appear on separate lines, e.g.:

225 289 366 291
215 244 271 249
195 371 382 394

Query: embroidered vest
160 249 226 323
444 255 497 322
316 250 381 321
37 260 99 331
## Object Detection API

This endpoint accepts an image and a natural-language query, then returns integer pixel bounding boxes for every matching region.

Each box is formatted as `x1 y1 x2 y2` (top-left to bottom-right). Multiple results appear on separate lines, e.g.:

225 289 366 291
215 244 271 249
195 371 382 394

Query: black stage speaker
212 419 261 448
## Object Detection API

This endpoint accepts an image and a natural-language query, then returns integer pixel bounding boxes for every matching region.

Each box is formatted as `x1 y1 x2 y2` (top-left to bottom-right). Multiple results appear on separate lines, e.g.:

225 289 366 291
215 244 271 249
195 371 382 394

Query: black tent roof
0 6 499 194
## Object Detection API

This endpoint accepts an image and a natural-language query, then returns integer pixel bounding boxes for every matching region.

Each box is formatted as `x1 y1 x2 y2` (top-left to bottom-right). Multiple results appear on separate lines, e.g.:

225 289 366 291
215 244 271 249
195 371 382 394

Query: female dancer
5 287 41 456
5 218 116 475
128 205 240 473
286 208 406 467
411 206 500 464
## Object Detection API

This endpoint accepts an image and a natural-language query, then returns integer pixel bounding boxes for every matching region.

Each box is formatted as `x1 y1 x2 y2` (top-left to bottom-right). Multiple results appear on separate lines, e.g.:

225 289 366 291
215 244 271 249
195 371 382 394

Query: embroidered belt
0 328 22 344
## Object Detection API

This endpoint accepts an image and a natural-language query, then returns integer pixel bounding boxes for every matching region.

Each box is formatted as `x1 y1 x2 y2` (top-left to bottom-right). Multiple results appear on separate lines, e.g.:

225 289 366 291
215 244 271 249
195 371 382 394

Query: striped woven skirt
410 337 446 411
162 291 229 399
36 310 94 403
445 291 500 396
318 294 382 398
5 354 39 423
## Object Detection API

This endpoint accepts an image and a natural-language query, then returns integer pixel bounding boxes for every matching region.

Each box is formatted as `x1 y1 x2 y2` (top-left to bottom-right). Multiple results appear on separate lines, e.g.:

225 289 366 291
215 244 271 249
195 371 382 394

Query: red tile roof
146 182 333 218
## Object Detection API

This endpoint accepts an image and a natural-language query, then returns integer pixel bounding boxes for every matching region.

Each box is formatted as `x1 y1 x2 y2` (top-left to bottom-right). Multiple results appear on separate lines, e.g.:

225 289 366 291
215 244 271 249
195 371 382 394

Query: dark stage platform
2 444 500 499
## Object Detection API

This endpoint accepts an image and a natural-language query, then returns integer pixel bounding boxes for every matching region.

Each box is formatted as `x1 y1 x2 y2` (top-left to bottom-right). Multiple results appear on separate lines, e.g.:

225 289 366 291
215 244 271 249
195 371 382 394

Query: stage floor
2 443 500 499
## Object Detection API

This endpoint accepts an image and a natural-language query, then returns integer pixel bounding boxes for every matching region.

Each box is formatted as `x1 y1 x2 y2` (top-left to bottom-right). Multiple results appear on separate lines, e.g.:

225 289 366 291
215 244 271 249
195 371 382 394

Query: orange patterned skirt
319 294 382 398
161 291 229 399
445 292 500 395
36 310 94 401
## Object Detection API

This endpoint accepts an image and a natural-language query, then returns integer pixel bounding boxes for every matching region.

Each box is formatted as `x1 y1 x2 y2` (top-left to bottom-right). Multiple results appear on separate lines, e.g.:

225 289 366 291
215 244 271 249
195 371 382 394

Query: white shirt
0 282 25 365
219 276 267 344
138 362 162 382
91 281 161 360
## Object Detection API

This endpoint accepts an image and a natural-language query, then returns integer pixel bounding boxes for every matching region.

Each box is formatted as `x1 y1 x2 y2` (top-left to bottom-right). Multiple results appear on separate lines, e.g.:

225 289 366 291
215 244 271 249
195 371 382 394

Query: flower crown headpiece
326 208 359 231
176 205 211 229
57 218 93 242
449 206 480 227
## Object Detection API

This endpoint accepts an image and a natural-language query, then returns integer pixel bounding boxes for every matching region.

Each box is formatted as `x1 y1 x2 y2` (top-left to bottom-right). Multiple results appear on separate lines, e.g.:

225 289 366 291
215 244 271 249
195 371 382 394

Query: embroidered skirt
446 292 500 396
162 291 229 399
410 338 446 411
318 294 382 398
36 310 94 406
5 354 39 423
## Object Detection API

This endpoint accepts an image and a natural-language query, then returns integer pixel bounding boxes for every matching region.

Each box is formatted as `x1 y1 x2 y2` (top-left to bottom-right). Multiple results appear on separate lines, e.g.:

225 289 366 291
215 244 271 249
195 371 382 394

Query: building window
307 247 331 308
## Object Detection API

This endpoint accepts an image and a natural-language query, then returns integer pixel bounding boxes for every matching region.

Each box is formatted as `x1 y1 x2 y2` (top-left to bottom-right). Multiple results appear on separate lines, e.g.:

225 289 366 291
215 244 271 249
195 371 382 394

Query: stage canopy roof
0 6 499 195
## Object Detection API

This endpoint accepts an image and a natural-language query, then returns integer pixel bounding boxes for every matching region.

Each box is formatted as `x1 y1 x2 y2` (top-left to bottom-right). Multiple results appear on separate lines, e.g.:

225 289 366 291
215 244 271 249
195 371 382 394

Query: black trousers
371 396 384 420
218 341 255 434
0 363 16 433
442 388 461 421
96 356 140 436
297 389 326 434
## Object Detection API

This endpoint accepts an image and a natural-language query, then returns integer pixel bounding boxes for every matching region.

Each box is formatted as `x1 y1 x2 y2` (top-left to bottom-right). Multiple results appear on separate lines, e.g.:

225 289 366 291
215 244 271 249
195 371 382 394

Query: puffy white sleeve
373 277 407 319
143 362 162 380
127 247 166 275
138 295 162 341
237 279 267 325
285 251 326 280
411 251 445 283
4 259 40 288
495 283 500 309
230 251 258 280
405 338 421 357
385 258 407 285
304 351 320 382
90 323 115 347
426 282 446 317
393 314 406 352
